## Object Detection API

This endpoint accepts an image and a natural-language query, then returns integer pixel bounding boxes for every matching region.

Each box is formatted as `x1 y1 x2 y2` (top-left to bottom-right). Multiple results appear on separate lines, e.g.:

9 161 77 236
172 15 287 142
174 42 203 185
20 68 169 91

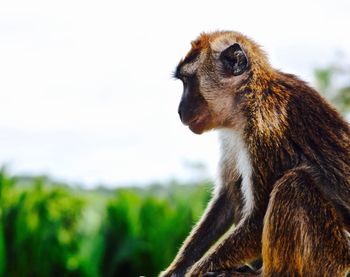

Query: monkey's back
271 72 350 226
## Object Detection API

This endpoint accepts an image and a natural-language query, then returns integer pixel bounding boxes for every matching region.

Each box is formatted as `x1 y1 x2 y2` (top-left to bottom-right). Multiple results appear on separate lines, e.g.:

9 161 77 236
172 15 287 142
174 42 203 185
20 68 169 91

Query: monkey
160 31 350 277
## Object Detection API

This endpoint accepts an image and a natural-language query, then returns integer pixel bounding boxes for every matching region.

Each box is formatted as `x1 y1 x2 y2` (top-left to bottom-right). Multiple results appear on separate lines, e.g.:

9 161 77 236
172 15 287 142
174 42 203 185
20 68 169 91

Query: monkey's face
175 33 250 134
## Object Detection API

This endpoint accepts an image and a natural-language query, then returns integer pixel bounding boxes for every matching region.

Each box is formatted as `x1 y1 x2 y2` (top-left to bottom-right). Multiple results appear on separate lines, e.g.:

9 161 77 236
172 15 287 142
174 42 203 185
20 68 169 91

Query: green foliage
100 183 210 277
1 173 86 277
314 63 350 115
0 170 211 277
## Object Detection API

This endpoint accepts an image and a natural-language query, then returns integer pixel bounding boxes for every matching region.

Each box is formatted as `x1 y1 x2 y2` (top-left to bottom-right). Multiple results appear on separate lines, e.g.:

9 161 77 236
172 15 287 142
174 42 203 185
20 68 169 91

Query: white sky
0 0 349 187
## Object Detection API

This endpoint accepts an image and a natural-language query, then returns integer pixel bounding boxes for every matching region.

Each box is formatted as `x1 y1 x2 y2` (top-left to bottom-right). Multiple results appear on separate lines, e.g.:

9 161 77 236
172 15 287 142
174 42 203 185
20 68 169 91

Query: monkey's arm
160 183 239 277
187 213 263 277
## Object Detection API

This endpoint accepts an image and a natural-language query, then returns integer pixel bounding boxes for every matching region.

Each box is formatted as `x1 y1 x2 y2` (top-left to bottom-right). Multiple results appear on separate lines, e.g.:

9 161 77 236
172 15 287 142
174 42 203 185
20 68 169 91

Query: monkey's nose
178 107 183 121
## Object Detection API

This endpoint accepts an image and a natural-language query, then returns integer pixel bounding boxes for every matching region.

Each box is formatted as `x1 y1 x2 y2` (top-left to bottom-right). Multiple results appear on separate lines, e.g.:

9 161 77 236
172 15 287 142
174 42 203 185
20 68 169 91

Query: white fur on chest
219 129 254 217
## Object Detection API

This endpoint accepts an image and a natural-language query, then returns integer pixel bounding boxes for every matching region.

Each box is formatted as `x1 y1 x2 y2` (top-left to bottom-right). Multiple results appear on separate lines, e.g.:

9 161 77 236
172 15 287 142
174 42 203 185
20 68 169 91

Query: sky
0 0 349 187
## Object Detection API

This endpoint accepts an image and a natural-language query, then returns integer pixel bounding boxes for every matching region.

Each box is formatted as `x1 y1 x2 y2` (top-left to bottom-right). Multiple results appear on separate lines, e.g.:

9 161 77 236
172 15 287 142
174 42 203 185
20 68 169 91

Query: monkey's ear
220 43 248 76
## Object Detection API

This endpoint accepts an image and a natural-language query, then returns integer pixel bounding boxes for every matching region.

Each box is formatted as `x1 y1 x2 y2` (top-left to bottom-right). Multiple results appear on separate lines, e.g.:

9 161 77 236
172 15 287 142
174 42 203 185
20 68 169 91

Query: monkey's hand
159 266 188 277
202 265 261 277
187 260 251 277
186 257 221 277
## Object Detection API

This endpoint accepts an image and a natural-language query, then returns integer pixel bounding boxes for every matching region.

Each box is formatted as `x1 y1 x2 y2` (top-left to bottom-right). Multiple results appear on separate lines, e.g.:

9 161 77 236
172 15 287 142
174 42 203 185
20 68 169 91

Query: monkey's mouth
186 114 212 135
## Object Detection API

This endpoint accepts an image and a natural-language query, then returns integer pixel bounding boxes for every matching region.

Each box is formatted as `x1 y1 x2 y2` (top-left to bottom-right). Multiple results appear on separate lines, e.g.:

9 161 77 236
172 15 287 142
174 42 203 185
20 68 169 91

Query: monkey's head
174 31 270 134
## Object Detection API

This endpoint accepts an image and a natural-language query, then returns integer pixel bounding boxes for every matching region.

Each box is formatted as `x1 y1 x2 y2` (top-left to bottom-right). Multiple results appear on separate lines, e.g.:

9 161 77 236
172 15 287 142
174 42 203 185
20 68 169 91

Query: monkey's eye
181 72 195 83
181 75 189 83
172 65 195 82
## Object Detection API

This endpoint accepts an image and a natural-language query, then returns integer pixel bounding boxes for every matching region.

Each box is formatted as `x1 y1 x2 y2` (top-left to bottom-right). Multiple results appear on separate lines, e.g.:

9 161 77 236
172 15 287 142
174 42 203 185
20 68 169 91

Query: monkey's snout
178 104 191 125
178 107 183 121
178 102 186 122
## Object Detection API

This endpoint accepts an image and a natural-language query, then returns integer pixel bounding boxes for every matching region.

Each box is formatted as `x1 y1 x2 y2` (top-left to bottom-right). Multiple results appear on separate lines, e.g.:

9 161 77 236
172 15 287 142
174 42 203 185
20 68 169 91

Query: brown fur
161 31 350 277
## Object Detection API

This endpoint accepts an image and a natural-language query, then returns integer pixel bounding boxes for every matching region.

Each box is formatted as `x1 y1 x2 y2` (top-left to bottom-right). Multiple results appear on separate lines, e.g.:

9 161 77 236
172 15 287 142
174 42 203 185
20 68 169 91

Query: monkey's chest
219 129 254 217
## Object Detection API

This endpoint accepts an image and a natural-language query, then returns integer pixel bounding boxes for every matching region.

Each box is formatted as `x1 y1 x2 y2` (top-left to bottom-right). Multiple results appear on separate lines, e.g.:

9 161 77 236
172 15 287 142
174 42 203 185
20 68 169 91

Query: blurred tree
100 190 142 277
1 170 212 277
100 183 210 277
0 168 16 276
314 60 350 115
1 175 86 277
